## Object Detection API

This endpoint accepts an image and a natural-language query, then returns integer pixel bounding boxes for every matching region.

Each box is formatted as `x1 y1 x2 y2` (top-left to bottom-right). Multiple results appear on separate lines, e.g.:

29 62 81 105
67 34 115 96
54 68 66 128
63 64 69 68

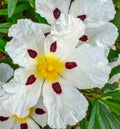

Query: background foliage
0 0 120 129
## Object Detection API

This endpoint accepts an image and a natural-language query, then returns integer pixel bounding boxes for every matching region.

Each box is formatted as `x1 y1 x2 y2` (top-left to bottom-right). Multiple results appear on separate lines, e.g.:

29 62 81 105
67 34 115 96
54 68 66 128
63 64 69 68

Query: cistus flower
1 15 111 128
0 97 47 129
36 0 118 52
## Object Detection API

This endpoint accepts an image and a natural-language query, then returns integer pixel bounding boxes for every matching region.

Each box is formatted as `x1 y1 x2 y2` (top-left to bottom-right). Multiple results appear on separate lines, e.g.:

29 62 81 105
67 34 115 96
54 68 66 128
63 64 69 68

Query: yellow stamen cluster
36 54 64 81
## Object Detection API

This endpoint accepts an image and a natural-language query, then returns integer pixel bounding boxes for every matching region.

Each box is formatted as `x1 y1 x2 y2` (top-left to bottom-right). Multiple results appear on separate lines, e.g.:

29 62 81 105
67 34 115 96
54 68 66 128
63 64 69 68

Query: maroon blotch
35 108 46 115
20 123 28 129
25 74 36 86
0 116 9 121
77 14 87 21
52 82 62 94
79 35 88 42
50 41 57 52
27 49 37 58
65 62 77 69
53 8 61 19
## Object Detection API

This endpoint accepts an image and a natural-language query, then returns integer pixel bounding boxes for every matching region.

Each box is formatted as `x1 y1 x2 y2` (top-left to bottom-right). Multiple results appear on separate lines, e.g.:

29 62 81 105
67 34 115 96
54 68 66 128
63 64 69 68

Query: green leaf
8 0 18 17
103 100 120 116
88 100 120 129
107 49 120 62
0 3 30 16
79 118 88 129
88 101 101 129
101 90 120 102
0 38 7 54
0 22 12 33
109 65 120 78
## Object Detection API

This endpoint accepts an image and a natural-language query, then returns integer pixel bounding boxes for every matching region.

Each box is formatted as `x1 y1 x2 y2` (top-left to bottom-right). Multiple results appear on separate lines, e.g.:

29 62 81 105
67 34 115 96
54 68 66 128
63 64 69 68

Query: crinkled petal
63 44 111 89
1 67 43 117
0 63 13 82
8 19 48 39
6 19 45 67
45 14 85 60
36 0 71 24
43 79 88 128
70 0 116 27
79 23 118 49
0 117 15 129
13 119 40 129
31 97 47 127
0 100 11 116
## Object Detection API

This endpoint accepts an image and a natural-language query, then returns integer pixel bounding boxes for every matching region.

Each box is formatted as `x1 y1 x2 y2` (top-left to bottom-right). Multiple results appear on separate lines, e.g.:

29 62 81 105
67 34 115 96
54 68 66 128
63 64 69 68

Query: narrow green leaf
101 90 120 102
8 0 18 17
0 3 30 16
103 100 120 116
0 38 7 54
79 118 88 129
109 65 120 78
88 101 101 129
88 100 120 129
98 101 120 129
0 23 12 33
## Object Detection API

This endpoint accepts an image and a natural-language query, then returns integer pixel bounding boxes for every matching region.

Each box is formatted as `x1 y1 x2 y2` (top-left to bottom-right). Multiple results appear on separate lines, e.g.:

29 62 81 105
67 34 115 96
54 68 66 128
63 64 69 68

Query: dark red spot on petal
27 49 37 58
77 14 87 21
52 82 62 94
0 116 9 121
25 74 36 86
44 32 50 37
35 108 46 115
53 8 61 19
65 62 77 69
20 123 28 129
79 35 88 42
50 41 57 52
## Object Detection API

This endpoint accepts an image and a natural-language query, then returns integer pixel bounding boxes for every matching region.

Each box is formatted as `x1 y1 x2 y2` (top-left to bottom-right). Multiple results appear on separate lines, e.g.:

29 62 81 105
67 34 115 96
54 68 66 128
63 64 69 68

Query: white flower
0 97 47 129
1 16 111 128
109 55 120 83
36 0 118 51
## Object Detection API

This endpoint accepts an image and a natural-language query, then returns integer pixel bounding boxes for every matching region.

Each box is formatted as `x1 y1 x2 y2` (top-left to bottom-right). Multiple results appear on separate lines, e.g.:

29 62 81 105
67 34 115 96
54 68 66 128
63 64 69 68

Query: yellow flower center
12 107 34 123
35 54 64 81
12 115 29 123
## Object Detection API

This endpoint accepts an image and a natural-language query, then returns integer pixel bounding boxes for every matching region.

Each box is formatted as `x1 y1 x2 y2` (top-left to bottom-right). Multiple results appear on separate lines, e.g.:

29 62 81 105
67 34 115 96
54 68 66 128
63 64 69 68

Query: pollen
35 54 64 81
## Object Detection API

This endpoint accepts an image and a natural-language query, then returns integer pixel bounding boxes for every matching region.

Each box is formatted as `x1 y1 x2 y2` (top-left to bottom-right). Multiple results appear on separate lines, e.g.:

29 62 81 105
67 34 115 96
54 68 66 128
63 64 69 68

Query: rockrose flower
0 97 47 129
36 0 118 52
1 15 111 128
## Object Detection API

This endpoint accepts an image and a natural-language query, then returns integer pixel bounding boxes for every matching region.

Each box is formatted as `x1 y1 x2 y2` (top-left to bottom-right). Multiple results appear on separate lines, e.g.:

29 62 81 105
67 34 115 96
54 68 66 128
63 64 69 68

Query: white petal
0 117 15 129
13 119 40 129
63 44 111 89
0 100 11 116
31 97 48 127
109 73 120 84
8 19 46 40
1 67 43 117
43 79 88 128
70 0 116 27
45 14 85 60
79 23 118 49
6 19 45 67
36 0 71 24
0 63 13 82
